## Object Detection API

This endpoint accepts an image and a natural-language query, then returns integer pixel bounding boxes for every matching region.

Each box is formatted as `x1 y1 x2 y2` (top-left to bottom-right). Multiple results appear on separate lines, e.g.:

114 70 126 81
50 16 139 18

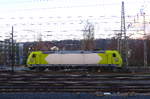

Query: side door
112 53 119 65
31 53 40 64
107 54 112 65
31 54 36 64
35 54 40 64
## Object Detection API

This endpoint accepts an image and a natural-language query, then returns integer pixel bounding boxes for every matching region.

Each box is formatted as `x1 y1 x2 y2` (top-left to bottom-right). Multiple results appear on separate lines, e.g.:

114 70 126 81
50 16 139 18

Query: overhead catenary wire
0 7 149 42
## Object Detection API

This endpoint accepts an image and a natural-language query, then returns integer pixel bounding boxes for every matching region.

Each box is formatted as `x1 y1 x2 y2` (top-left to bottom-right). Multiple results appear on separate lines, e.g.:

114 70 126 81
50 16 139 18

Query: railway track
0 71 150 93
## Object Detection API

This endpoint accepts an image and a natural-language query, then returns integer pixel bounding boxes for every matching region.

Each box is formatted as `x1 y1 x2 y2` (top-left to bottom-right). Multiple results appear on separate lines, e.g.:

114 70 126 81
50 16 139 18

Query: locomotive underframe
28 64 123 72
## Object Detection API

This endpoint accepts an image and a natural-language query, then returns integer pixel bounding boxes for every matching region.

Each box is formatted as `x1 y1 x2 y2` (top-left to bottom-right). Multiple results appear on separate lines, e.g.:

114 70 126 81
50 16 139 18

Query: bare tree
81 21 95 50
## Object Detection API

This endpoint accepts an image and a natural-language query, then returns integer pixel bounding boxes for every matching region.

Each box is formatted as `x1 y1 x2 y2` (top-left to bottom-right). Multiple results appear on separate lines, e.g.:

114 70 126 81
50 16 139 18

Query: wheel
29 67 35 70
35 67 46 71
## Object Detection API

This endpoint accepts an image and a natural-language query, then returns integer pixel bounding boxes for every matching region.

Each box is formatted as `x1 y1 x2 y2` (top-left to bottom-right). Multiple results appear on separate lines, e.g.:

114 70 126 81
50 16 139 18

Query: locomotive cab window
112 53 116 57
32 54 36 58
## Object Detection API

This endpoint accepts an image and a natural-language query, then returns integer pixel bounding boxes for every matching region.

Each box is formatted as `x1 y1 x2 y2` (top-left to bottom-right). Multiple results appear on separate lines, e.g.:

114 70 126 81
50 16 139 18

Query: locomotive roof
42 50 106 54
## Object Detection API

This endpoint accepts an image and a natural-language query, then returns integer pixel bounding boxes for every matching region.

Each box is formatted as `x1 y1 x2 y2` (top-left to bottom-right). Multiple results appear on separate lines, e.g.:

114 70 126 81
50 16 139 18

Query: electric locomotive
26 50 123 71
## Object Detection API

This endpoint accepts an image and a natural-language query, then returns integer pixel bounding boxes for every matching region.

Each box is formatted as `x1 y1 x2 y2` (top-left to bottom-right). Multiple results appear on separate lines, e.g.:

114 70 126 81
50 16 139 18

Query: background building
0 39 22 66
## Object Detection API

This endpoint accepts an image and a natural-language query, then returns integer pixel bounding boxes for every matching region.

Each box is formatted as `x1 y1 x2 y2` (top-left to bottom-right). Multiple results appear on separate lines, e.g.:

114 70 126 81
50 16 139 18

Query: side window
112 53 116 57
32 54 36 58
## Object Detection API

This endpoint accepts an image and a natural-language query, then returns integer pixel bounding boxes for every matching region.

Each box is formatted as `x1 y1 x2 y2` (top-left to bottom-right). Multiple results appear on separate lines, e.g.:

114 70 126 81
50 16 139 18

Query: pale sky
0 0 149 42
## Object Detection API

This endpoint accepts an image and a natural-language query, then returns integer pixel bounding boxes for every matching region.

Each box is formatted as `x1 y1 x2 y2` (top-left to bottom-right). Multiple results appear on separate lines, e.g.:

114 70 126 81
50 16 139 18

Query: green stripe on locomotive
27 50 122 67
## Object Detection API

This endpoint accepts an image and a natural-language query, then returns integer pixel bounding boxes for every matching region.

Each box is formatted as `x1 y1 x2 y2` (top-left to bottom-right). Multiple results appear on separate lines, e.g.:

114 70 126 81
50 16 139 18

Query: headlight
115 58 119 62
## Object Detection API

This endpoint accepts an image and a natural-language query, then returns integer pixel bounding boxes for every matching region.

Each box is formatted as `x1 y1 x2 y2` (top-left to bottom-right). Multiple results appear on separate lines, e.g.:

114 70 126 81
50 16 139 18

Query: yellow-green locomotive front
27 51 48 67
104 50 122 67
